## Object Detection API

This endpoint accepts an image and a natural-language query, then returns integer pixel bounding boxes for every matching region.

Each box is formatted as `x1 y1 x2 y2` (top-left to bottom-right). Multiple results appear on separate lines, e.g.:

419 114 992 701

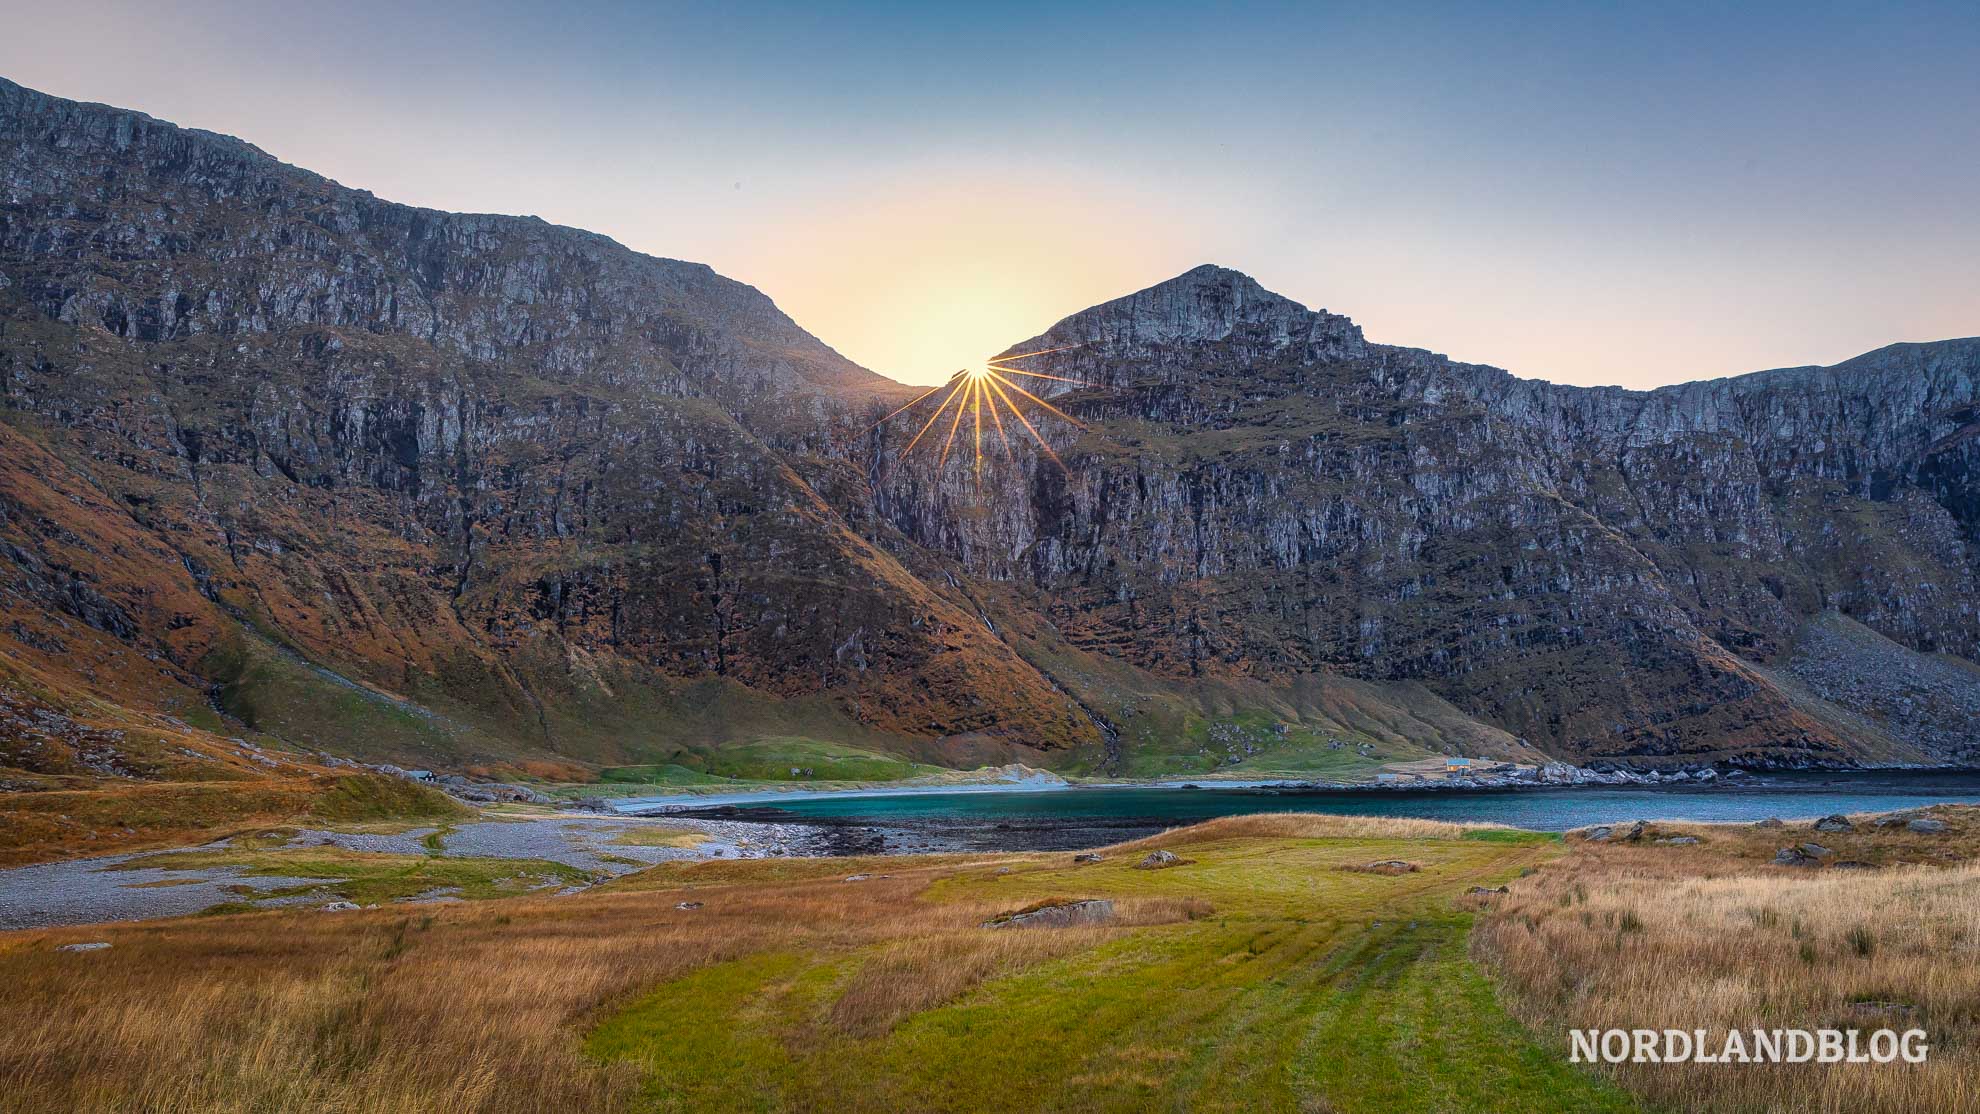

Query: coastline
608 764 1980 817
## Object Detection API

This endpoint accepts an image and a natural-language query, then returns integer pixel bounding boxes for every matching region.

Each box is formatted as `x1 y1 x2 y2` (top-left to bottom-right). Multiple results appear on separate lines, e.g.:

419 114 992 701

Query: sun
868 345 1089 476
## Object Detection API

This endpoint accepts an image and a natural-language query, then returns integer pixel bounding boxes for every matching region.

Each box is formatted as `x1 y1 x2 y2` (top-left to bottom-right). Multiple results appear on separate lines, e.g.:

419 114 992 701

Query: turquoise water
761 771 1980 832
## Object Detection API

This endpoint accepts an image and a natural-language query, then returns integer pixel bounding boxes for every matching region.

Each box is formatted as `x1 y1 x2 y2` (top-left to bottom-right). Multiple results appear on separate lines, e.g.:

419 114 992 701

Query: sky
3 1 1977 387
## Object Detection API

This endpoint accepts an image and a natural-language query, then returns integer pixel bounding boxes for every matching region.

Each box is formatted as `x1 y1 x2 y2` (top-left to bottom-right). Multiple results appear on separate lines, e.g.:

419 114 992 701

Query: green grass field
588 818 1630 1112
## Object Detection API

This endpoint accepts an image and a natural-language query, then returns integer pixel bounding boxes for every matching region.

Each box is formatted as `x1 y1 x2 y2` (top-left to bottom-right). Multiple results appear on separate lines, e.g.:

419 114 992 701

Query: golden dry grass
1120 810 1511 846
0 812 1560 1113
1475 810 1980 1114
0 853 1222 1112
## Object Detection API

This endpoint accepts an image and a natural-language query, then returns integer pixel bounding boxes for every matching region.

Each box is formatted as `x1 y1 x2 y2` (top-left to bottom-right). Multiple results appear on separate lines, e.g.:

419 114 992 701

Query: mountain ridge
3 75 1978 802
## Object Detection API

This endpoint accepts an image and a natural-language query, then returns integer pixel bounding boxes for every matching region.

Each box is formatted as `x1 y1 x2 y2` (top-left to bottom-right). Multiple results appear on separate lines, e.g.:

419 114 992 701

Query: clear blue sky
4 1 1976 386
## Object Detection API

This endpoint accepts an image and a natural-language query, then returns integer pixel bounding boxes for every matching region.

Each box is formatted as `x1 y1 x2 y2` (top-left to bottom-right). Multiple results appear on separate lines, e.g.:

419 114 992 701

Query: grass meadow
0 809 1973 1112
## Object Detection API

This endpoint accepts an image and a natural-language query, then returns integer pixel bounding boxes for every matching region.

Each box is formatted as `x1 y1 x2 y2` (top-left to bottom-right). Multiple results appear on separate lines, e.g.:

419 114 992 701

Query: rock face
3 76 1979 779
0 75 1097 775
878 264 1980 768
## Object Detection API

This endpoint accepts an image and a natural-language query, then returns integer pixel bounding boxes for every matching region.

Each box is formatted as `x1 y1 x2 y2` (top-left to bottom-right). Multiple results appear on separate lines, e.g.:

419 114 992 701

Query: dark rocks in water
1072 852 1105 864
1812 815 1855 833
1135 850 1186 870
984 898 1115 930
1908 818 1949 834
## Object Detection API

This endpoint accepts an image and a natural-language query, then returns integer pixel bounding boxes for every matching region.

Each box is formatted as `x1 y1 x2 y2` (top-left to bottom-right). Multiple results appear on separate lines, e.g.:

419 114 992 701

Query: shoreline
609 765 1980 817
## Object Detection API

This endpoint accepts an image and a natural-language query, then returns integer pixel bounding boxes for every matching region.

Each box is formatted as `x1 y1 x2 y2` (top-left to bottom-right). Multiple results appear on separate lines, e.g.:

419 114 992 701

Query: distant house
1444 757 1472 772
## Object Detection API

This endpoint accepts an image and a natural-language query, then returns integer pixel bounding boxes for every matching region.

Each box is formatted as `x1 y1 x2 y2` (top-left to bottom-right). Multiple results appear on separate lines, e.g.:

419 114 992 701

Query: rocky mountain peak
996 264 1366 370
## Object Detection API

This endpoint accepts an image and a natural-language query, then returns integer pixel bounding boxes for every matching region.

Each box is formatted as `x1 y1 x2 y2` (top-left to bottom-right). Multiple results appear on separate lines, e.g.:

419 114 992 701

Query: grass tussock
305 774 474 826
1476 836 1980 1114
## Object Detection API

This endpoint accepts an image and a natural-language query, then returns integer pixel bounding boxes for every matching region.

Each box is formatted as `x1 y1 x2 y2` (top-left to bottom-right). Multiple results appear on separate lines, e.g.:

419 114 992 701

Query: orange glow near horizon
722 174 1199 387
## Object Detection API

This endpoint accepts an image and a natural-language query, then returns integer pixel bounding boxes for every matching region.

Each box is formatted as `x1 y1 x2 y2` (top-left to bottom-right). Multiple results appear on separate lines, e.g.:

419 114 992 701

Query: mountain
0 75 1099 799
874 264 1980 768
4 77 1979 808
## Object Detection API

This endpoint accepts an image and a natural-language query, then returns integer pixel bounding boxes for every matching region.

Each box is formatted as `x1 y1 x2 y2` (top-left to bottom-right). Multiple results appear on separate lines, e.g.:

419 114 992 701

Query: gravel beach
0 812 819 931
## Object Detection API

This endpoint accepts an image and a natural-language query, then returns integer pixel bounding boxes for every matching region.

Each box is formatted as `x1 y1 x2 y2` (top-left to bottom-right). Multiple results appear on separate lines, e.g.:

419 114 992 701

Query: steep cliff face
873 265 1980 766
0 76 1100 779
2 78 1976 781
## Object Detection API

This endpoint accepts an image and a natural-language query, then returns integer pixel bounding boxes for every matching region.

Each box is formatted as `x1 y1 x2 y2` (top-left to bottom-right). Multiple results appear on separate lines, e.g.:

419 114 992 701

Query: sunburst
869 344 1088 476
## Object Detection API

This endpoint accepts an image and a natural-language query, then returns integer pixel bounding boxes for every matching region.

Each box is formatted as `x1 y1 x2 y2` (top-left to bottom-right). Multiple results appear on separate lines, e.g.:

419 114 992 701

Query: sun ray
981 373 1069 471
985 368 1089 430
901 378 966 458
864 379 950 434
938 376 972 466
872 355 1093 479
984 365 1088 385
971 376 984 474
989 342 1086 363
982 379 1016 463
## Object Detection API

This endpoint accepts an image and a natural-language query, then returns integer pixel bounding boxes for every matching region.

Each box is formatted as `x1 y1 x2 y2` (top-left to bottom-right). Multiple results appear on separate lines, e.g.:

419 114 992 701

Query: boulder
1833 861 1878 870
1466 885 1510 896
1585 826 1614 842
321 901 360 912
1753 818 1784 829
675 901 703 910
1812 815 1855 833
1773 846 1823 867
1135 850 1184 870
1907 818 1948 834
57 942 110 953
1654 836 1700 846
984 898 1115 929
1347 860 1420 875
1072 852 1105 864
